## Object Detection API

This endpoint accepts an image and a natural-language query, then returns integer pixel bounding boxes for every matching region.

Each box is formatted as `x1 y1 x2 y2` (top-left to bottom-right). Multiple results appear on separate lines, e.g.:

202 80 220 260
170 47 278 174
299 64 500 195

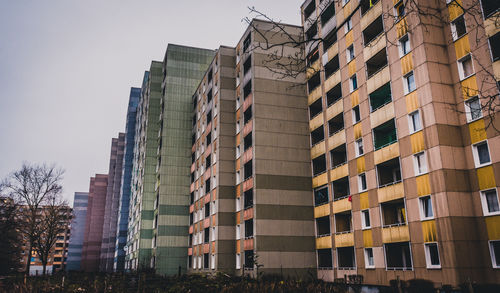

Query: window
236 145 241 158
385 242 412 270
480 0 500 19
451 16 466 41
244 250 254 269
424 243 441 268
481 189 500 216
489 240 500 268
404 72 416 94
472 141 491 167
211 254 216 269
320 2 335 26
350 75 358 92
337 247 356 269
244 160 253 179
331 144 347 168
362 16 384 46
359 174 367 192
408 110 422 133
313 155 327 176
355 139 364 157
413 152 428 175
342 0 350 6
361 209 371 229
324 55 340 78
344 17 352 33
309 98 323 119
419 195 434 220
244 189 253 209
352 105 361 124
394 1 405 18
364 248 375 268
244 80 252 99
458 54 474 80
489 32 500 61
236 171 241 184
314 186 329 206
204 253 209 269
347 45 355 63
399 35 411 57
236 224 241 240
317 249 333 268
204 227 210 243
311 125 325 145
245 219 253 238
236 253 241 269
236 197 241 212
465 96 482 122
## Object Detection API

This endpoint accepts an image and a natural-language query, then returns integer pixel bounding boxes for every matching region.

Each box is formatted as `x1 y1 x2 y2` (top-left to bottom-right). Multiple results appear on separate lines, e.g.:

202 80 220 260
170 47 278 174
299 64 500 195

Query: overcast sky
0 0 304 205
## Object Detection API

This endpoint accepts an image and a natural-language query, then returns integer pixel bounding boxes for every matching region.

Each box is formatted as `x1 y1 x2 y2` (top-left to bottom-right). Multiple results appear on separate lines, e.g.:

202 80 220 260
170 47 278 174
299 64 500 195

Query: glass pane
428 244 440 265
493 241 500 266
485 190 500 213
477 143 491 164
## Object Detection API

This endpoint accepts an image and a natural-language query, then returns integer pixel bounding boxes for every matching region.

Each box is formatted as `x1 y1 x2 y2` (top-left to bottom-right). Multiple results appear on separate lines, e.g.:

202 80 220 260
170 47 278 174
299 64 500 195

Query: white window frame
398 34 411 57
236 253 241 269
465 96 482 122
413 151 428 175
211 200 217 215
350 75 358 93
480 188 500 216
457 54 474 80
211 227 216 242
358 173 367 192
403 71 416 94
472 140 491 168
236 120 241 133
355 138 364 157
451 15 466 41
344 17 352 33
211 254 216 269
419 195 434 220
361 209 371 229
347 45 355 63
236 197 241 212
364 247 375 269
236 224 241 240
424 242 441 269
342 0 350 7
236 145 241 158
489 240 500 268
236 170 241 184
408 110 422 134
352 105 361 124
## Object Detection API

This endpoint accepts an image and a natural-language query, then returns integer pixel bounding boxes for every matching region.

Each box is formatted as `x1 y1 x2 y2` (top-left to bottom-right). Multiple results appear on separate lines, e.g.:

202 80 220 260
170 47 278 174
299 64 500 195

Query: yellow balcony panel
345 30 354 47
382 224 410 243
422 220 437 242
360 0 382 31
335 232 354 247
326 42 339 62
306 60 321 79
326 99 343 121
324 70 341 93
360 192 369 210
416 174 431 196
351 90 359 107
314 203 331 218
363 229 373 247
363 34 386 62
374 142 400 165
454 35 471 59
486 215 500 240
410 131 425 154
396 17 408 38
401 52 413 75
308 86 322 105
448 0 463 21
309 113 325 132
311 142 326 159
330 163 348 182
367 66 390 95
370 102 394 129
312 172 328 188
316 235 332 249
469 119 487 144
460 75 479 98
353 123 362 139
477 166 496 190
328 130 346 150
378 182 404 203
493 60 500 80
348 61 356 76
332 197 351 214
357 156 366 173
405 91 419 113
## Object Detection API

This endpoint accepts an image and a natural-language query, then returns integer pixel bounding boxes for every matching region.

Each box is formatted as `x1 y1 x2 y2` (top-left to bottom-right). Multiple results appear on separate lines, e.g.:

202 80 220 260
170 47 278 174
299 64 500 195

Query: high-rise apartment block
67 192 89 271
301 0 499 286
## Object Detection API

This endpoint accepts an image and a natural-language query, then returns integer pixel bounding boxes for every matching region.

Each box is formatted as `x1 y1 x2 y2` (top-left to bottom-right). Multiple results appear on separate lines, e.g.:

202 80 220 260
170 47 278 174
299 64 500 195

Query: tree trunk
42 261 47 276
25 245 32 275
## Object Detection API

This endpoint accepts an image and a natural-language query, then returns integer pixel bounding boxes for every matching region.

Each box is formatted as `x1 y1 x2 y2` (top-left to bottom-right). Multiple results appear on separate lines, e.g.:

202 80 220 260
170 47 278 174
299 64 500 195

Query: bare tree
0 197 23 275
32 195 72 275
0 163 64 274
244 0 499 131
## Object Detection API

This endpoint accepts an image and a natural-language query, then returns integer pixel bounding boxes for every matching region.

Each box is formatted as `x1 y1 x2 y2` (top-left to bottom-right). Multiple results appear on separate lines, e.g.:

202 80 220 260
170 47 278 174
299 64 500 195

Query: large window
364 248 375 268
385 242 412 270
480 189 500 216
465 96 482 122
408 110 422 133
419 195 434 220
377 158 401 187
458 54 474 80
413 152 428 175
490 240 500 268
317 249 333 268
472 141 491 167
451 16 466 41
403 72 416 94
424 243 441 269
316 216 331 237
337 247 356 269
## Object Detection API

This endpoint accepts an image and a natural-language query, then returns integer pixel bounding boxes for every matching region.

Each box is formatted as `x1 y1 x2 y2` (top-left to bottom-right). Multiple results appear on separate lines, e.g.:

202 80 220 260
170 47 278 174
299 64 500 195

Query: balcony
303 0 317 31
317 249 333 269
384 242 412 270
309 98 323 120
314 185 329 206
307 71 321 95
337 246 356 270
373 119 397 151
316 235 332 249
381 198 406 228
316 216 331 237
326 83 342 107
311 125 325 146
362 16 383 47
332 176 349 201
328 113 344 136
382 225 410 244
360 0 380 16
332 197 351 214
330 143 347 169
378 182 404 203
312 154 327 176
369 83 392 113
324 55 339 79
320 0 336 37
366 49 388 79
335 232 354 247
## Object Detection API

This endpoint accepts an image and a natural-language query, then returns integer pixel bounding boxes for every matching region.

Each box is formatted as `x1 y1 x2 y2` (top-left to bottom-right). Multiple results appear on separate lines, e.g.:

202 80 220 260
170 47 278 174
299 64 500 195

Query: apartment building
81 174 108 272
114 87 141 272
188 20 317 277
100 133 126 272
67 192 89 271
152 44 214 275
301 0 499 286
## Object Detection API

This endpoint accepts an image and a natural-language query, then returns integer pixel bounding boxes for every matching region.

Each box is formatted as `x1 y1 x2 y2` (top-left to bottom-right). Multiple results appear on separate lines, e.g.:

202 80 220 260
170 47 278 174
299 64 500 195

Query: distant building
81 174 108 272
66 192 89 271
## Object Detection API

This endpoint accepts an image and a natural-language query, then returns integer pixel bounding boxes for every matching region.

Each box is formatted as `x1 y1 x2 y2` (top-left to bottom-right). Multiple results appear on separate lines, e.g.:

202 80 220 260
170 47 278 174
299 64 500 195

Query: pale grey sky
0 0 304 205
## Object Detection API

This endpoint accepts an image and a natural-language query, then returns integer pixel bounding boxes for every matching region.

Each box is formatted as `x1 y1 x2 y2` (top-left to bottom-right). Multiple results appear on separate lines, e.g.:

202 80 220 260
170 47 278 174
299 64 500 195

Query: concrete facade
301 0 500 286
66 192 89 271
